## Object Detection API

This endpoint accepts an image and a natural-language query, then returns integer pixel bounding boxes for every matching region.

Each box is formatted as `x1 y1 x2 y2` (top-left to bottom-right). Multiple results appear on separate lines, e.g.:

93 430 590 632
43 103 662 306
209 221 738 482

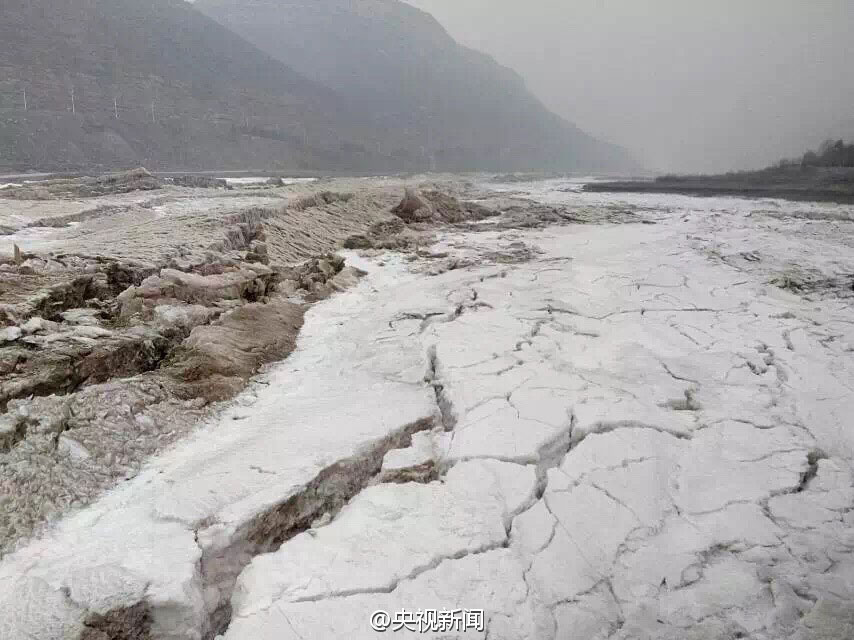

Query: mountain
0 0 634 173
196 0 635 173
0 0 385 172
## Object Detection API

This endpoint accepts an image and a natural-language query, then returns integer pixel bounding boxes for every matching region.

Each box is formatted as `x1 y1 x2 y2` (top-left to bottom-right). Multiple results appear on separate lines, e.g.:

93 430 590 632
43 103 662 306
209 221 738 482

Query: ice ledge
0 255 438 640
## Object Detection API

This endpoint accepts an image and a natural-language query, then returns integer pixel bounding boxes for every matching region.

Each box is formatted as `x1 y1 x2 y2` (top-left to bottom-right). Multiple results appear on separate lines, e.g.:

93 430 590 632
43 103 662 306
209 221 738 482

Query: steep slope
196 0 636 172
0 0 384 172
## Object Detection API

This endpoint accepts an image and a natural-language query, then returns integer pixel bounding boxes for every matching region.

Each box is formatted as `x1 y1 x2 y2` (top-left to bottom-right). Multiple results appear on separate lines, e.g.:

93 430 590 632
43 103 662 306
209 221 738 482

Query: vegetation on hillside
784 139 854 168
586 140 854 203
656 141 852 184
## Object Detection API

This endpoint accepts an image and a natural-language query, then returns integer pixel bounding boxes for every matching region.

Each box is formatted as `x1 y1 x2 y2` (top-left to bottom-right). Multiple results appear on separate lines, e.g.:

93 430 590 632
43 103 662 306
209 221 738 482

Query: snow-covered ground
2 182 853 639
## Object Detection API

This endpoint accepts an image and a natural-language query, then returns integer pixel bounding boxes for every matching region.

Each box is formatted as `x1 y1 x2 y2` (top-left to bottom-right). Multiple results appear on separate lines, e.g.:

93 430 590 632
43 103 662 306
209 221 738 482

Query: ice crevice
287 542 510 606
5 189 854 639
199 414 438 639
0 252 450 640
424 344 456 431
215 293 556 632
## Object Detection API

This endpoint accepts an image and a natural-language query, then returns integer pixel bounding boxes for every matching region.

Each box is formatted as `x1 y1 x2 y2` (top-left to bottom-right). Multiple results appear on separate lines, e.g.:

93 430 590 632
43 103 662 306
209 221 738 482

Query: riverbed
2 179 853 639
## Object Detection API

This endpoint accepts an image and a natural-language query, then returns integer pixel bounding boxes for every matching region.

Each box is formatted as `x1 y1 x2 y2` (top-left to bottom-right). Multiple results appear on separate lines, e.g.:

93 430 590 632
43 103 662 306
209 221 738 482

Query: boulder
391 188 433 222
0 326 22 343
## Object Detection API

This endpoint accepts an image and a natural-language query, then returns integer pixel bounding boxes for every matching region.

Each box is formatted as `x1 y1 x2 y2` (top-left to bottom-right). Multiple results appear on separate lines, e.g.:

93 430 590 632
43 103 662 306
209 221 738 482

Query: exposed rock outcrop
392 187 498 224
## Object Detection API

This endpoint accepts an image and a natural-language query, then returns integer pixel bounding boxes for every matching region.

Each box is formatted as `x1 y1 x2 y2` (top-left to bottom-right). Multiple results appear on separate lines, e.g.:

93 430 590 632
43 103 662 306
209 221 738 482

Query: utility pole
23 88 27 111
70 86 75 114
114 96 118 119
151 101 156 124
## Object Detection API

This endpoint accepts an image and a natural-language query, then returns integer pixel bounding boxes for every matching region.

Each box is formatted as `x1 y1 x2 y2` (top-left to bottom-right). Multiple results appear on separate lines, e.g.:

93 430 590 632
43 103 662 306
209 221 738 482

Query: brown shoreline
583 181 854 205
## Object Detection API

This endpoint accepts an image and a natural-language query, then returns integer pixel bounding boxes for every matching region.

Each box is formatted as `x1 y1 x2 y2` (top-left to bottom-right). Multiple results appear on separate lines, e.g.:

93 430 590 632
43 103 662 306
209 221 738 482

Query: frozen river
2 180 853 639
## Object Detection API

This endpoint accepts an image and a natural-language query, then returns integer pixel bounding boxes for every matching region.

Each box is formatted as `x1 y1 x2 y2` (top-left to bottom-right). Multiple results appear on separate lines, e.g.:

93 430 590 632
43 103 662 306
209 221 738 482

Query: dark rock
392 188 433 223
170 175 230 189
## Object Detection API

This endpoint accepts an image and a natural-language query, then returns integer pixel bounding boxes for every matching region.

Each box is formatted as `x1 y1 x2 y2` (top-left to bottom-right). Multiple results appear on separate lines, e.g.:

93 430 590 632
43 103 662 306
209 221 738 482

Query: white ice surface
3 184 854 640
0 252 438 639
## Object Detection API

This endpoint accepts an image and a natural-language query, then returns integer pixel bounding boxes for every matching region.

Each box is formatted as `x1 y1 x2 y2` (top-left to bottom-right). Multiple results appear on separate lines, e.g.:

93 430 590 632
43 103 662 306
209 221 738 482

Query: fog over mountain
196 0 636 173
0 0 389 172
0 0 635 173
407 0 854 173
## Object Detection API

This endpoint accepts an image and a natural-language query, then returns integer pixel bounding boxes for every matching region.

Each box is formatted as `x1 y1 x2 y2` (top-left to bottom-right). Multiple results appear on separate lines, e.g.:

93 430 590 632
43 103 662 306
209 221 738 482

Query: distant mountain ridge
0 0 386 172
196 0 636 172
0 0 635 173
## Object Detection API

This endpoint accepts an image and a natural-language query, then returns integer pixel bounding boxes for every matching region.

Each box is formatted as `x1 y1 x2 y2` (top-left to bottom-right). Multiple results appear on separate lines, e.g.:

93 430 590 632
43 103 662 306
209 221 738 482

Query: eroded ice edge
2 183 854 640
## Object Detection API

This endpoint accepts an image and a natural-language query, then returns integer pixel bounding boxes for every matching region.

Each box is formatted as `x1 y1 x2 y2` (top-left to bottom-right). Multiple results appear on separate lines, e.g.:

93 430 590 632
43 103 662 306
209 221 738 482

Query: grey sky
405 0 854 173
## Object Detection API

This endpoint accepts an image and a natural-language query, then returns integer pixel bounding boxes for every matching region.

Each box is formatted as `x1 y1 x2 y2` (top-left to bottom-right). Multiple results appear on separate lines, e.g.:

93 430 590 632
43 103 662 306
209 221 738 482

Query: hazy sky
406 0 854 173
